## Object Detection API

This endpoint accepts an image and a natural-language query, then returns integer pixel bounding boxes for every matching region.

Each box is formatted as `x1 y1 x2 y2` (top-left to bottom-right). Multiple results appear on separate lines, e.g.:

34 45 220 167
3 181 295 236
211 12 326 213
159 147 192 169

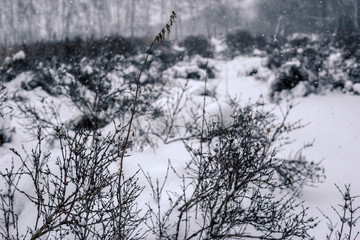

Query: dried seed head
155 11 176 43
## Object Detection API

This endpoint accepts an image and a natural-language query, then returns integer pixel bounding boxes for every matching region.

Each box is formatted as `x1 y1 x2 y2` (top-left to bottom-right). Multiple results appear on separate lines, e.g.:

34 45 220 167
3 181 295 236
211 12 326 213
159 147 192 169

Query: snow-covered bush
152 41 185 71
12 41 168 139
265 33 360 97
0 52 30 83
21 65 58 95
163 55 217 83
301 47 324 79
269 61 310 99
353 83 360 94
253 34 268 51
180 35 212 58
225 30 254 57
348 65 360 83
288 35 310 49
335 32 360 60
265 36 360 99
266 46 297 69
0 85 12 145
266 34 324 70
62 60 162 133
12 51 26 62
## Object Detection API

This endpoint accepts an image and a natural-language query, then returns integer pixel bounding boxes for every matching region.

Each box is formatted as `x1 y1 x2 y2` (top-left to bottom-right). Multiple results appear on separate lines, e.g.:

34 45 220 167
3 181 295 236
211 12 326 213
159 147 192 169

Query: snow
291 81 309 97
283 93 360 238
344 80 354 91
3 56 12 65
214 56 269 101
353 83 360 94
12 50 26 61
1 41 360 238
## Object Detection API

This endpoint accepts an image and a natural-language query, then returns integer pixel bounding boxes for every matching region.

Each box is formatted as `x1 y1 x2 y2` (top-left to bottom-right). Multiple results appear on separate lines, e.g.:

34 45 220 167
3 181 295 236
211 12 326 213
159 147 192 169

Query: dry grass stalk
117 11 176 240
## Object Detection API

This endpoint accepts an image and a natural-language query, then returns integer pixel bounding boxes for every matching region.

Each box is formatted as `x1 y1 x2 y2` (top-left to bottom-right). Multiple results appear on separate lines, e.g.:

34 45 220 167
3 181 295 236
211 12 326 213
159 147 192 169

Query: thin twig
195 35 212 219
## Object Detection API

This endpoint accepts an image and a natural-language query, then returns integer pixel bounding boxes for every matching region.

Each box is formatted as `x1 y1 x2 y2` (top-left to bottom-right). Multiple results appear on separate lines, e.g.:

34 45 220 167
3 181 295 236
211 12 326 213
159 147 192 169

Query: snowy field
0 38 359 239
127 55 360 238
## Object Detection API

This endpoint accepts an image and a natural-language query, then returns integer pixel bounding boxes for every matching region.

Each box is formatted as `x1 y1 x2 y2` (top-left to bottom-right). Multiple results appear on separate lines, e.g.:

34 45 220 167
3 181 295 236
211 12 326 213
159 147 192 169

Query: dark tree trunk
353 0 359 31
130 0 135 38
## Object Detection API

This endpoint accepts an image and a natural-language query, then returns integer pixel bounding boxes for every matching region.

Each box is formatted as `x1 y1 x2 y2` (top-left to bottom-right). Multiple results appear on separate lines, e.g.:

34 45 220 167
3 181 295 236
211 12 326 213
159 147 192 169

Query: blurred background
1 0 359 47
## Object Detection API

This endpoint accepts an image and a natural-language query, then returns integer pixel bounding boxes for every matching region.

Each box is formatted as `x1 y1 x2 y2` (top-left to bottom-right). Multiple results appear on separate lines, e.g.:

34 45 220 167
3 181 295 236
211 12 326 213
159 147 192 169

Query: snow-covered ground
131 55 360 238
125 53 360 238
1 45 360 238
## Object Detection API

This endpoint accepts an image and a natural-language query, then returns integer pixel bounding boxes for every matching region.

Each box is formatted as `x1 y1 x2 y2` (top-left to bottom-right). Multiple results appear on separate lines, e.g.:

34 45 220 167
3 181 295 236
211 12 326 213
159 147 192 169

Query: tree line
254 0 360 37
0 0 359 48
0 0 242 47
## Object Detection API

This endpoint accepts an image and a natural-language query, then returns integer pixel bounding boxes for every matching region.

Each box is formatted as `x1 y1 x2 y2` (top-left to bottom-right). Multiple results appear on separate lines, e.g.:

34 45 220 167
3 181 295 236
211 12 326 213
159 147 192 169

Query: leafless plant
117 11 176 239
173 101 324 239
0 160 26 240
140 162 178 239
319 184 360 240
150 80 191 144
0 125 147 240
15 97 62 141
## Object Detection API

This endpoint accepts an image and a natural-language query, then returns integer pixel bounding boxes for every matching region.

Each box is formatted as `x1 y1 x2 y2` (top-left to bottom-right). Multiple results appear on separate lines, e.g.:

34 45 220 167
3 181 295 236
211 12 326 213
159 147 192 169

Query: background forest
1 0 360 48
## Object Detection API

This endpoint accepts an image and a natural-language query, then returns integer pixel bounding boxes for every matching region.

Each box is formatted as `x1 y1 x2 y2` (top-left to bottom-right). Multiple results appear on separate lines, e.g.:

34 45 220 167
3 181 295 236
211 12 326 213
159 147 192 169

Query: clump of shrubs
301 47 323 77
0 51 30 82
348 65 360 83
271 63 307 93
198 62 216 79
267 34 316 69
152 40 185 71
267 35 340 99
253 34 268 51
289 36 309 48
266 48 297 69
21 66 58 95
268 32 360 98
0 35 148 67
269 62 316 100
0 35 182 99
225 30 254 57
180 35 212 58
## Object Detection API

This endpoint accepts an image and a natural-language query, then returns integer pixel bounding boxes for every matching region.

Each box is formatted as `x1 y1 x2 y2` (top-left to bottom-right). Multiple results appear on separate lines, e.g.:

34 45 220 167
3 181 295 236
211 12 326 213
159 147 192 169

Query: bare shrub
0 126 147 239
320 184 360 240
171 102 324 239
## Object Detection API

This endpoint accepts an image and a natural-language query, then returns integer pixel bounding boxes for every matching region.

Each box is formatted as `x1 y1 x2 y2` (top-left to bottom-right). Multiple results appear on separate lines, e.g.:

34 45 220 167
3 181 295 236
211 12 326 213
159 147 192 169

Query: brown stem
117 11 176 240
